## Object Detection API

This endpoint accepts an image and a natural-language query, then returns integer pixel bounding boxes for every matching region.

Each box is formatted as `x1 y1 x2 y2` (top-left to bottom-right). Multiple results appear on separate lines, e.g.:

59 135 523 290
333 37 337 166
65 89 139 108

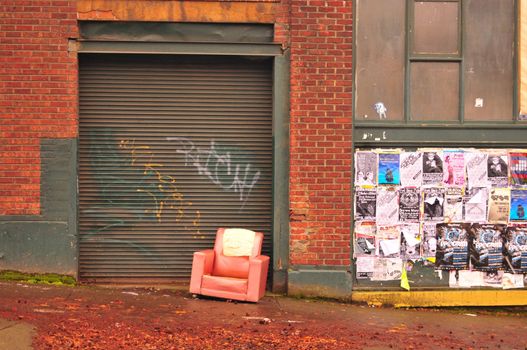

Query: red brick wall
288 0 353 266
0 1 78 215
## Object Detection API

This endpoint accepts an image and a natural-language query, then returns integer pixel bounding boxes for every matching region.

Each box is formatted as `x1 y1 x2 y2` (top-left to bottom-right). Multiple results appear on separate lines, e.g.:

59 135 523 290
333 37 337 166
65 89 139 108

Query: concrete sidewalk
0 281 525 349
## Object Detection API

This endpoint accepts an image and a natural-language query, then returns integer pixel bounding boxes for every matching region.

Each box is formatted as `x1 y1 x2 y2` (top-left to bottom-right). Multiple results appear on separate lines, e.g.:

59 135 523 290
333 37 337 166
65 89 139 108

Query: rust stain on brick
77 9 118 20
77 0 275 23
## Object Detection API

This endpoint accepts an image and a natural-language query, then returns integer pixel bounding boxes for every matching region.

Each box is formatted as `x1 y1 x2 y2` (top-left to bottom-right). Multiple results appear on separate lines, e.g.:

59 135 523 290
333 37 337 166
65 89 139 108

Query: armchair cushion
202 275 248 294
223 228 255 256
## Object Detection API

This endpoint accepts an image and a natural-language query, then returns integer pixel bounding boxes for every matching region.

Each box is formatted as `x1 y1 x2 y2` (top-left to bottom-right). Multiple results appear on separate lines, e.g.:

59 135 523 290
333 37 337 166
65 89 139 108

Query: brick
0 1 77 215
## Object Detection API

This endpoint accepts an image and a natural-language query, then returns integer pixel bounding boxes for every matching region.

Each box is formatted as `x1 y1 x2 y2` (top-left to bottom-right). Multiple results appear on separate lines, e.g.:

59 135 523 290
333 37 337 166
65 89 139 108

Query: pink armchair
189 228 270 302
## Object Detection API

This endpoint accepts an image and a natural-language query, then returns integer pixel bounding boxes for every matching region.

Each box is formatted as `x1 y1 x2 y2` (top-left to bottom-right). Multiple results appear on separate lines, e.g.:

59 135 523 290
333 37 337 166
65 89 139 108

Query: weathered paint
77 0 276 23
288 267 352 299
0 139 78 277
352 290 527 307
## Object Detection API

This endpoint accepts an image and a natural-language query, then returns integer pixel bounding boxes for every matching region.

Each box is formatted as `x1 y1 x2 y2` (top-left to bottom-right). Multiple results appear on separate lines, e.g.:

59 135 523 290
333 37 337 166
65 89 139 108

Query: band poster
355 151 378 186
400 223 421 260
443 150 465 186
504 226 527 273
399 187 420 222
509 151 527 186
422 150 443 186
422 187 445 221
510 189 527 221
376 188 399 225
400 152 422 187
444 187 463 222
487 152 509 187
353 221 376 257
470 224 505 271
463 187 488 223
488 188 510 224
466 152 488 189
435 223 469 270
355 189 376 220
378 152 400 185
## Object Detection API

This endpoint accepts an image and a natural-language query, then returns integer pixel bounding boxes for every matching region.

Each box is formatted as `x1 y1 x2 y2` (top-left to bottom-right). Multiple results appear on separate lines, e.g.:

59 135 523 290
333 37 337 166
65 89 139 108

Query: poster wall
353 148 527 289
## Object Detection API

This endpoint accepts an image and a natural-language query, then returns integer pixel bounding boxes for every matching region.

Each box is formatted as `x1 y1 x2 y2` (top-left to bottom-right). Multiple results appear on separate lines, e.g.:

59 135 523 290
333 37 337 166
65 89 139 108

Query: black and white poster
355 189 376 220
470 224 505 271
435 223 469 270
487 153 509 187
422 187 445 221
421 223 437 259
504 225 527 273
422 151 444 185
355 151 378 186
400 223 421 260
399 187 420 222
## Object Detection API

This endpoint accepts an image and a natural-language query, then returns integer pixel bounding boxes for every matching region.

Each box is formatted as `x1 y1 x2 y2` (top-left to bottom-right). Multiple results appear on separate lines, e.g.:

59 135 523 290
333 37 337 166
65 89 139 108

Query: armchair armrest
189 249 215 294
246 255 270 302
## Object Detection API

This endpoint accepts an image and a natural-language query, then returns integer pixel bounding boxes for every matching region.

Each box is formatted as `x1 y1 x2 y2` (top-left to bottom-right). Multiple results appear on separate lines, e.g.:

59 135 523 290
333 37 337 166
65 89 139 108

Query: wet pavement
0 281 525 349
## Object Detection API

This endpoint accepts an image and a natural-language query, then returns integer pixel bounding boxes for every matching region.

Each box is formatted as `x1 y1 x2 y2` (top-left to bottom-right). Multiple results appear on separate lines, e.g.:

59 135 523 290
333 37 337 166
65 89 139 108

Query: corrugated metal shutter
78 54 273 283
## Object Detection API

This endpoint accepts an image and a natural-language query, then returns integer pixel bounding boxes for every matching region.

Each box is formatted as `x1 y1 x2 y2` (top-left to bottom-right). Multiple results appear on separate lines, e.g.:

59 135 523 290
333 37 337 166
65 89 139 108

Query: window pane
464 0 514 121
355 0 405 121
413 1 459 55
411 62 459 121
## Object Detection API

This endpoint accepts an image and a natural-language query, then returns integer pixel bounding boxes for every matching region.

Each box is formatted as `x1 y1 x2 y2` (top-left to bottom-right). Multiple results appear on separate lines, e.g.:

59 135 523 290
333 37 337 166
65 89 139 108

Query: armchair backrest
212 228 264 279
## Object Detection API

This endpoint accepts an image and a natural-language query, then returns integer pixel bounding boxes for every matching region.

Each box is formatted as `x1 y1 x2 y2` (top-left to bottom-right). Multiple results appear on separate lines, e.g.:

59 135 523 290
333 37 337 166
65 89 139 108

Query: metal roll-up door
78 54 273 283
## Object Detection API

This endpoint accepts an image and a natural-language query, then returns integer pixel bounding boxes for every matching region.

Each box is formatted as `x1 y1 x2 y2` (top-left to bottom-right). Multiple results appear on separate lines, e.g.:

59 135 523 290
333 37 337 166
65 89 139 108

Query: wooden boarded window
355 0 516 123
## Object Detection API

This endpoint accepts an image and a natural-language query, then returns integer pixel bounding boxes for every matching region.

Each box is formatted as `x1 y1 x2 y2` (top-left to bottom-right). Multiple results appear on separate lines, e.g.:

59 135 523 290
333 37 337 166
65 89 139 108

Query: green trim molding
288 265 352 299
0 139 78 277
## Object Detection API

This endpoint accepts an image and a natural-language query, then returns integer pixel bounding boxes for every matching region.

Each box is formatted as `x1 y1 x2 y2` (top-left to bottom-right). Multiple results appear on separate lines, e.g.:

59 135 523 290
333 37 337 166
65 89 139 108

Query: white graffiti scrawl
166 137 260 206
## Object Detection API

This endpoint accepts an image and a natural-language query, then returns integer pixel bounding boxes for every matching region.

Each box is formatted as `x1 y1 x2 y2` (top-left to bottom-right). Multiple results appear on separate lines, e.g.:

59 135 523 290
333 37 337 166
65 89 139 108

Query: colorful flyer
378 152 400 185
355 151 378 186
510 189 527 221
422 187 445 221
422 150 444 186
400 152 423 187
509 151 527 186
435 223 469 270
399 187 420 222
354 189 376 221
465 152 488 189
376 187 399 225
504 225 527 273
488 188 510 224
443 150 465 186
469 224 506 271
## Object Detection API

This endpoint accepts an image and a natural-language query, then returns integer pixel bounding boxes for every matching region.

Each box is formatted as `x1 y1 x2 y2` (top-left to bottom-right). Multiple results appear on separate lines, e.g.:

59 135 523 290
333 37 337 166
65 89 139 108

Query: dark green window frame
353 0 524 147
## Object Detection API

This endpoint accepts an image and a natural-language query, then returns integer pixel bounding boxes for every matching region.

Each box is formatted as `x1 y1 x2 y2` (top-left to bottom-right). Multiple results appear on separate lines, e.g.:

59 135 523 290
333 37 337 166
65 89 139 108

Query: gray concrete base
288 266 352 299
